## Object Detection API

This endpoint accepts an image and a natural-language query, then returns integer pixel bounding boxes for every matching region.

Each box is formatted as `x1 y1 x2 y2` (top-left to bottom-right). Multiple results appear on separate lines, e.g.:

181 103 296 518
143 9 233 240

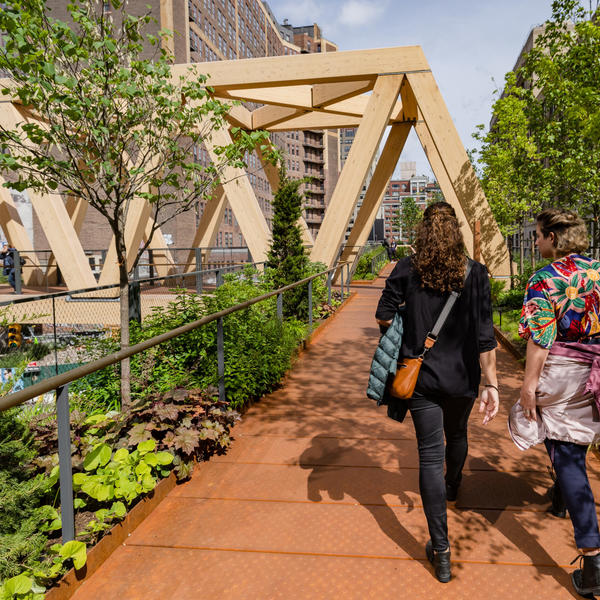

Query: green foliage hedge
73 266 328 412
353 246 388 280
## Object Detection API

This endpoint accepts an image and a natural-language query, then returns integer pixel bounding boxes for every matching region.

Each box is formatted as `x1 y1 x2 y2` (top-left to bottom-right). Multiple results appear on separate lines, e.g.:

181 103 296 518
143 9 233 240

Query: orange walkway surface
70 266 592 599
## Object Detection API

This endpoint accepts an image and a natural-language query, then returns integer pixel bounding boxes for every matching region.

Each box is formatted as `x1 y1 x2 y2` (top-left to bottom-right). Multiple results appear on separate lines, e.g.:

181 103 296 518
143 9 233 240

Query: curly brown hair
413 202 467 292
537 208 589 255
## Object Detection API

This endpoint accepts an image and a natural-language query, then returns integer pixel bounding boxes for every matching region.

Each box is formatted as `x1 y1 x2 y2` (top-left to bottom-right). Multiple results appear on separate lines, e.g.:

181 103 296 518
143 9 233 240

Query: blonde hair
536 208 589 255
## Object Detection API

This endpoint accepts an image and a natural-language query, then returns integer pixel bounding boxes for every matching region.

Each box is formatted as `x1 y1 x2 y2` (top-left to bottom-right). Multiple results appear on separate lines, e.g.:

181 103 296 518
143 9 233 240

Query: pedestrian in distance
375 202 499 583
0 242 18 292
383 237 394 261
509 208 600 598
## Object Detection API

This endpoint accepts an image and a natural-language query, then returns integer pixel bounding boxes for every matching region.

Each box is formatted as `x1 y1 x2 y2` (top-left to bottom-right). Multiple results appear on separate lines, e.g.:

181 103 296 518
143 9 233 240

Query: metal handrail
0 262 349 412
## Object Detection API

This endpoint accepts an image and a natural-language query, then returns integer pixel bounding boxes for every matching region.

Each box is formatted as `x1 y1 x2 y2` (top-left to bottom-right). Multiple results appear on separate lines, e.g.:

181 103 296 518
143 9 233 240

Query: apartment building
382 176 441 242
38 1 339 256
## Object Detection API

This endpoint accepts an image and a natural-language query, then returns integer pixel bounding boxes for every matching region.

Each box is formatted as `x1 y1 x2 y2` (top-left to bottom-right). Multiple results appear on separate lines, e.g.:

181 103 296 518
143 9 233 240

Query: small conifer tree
267 168 310 318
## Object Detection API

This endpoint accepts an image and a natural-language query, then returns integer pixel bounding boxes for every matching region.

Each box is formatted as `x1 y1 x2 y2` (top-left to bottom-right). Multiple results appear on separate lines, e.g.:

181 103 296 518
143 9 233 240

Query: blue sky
266 0 554 178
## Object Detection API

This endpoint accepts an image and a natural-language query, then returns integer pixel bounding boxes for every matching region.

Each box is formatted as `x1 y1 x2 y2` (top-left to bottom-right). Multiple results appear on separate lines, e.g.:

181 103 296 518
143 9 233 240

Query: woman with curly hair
375 201 499 583
511 208 600 598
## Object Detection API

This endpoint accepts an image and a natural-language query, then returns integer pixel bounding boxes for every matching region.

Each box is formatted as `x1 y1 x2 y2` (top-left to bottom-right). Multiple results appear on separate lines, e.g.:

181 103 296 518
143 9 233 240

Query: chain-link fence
2 246 253 295
0 262 265 390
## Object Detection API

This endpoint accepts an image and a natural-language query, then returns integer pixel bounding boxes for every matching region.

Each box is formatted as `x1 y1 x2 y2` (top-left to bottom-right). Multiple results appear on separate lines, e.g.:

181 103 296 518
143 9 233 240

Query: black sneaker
571 553 600 598
426 540 452 583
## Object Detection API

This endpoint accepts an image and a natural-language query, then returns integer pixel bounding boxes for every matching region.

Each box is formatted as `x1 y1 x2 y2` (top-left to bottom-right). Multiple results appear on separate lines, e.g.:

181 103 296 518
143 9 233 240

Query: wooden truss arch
0 46 510 290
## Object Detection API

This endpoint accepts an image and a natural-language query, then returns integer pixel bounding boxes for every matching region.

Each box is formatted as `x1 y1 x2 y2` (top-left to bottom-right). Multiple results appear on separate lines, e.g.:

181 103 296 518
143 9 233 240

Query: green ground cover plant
492 308 526 355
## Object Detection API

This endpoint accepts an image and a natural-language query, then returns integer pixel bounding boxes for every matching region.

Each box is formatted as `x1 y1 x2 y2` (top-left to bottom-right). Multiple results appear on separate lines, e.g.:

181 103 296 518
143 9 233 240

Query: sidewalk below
70 265 588 599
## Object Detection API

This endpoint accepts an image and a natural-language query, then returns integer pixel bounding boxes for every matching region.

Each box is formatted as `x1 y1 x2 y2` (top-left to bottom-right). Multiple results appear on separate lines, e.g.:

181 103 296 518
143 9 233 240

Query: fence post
52 296 58 376
346 263 351 295
277 292 283 322
13 249 22 294
56 384 75 542
327 272 332 305
148 249 155 279
128 280 141 324
195 249 202 295
308 279 313 332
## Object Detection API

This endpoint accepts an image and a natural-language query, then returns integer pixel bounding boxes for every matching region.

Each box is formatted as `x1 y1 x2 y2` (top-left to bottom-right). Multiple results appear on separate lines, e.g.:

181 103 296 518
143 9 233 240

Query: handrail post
217 317 225 403
308 279 313 331
327 271 332 305
216 271 225 403
52 296 59 375
56 384 75 542
195 249 202 295
340 266 344 300
346 263 351 295
13 249 22 294
277 292 283 321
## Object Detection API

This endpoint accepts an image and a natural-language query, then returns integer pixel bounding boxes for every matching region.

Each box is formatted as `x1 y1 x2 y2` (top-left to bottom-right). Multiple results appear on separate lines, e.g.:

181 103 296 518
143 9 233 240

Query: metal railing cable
0 261 351 543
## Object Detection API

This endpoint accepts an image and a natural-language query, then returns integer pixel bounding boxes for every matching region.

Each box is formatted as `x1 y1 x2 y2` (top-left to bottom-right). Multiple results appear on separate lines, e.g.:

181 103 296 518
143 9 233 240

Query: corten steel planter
494 325 525 364
45 472 178 600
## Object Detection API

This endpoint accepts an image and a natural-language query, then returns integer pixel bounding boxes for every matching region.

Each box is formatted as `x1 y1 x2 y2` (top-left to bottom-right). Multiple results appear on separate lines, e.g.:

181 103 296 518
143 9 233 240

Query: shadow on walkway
299 434 429 573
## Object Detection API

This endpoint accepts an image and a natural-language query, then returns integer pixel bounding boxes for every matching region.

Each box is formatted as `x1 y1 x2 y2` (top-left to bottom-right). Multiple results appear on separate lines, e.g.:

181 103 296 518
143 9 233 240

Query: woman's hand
479 387 499 425
519 384 537 422
519 338 549 422
376 319 392 327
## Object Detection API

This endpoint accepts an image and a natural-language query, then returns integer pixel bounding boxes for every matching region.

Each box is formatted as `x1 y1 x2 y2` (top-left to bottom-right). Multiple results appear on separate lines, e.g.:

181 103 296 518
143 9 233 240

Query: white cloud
276 0 323 26
338 0 385 27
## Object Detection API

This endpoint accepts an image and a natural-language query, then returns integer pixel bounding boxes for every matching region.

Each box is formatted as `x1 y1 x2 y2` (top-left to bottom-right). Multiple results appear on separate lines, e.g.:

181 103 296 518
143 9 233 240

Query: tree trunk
119 278 131 410
116 237 131 410
519 222 524 277
507 236 515 290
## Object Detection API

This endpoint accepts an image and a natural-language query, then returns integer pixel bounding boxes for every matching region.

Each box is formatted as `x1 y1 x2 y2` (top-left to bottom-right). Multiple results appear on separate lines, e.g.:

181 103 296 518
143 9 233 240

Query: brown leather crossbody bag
390 260 473 399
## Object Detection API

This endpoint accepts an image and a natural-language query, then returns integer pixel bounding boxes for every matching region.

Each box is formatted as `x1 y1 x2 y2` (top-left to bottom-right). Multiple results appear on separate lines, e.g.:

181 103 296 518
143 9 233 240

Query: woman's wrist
484 383 499 392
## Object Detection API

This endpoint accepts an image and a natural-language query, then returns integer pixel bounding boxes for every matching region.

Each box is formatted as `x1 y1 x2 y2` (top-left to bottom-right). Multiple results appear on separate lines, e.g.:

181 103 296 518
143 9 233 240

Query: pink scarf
550 341 600 411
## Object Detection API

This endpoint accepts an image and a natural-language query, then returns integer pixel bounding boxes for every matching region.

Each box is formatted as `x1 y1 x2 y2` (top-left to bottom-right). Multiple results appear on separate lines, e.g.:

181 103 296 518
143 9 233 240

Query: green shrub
353 246 388 280
489 278 506 306
70 335 120 414
498 288 526 310
394 246 412 260
0 409 54 581
266 169 310 319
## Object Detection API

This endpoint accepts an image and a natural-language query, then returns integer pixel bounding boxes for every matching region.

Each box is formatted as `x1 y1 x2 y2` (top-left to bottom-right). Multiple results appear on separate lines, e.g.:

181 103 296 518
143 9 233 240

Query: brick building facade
38 1 339 257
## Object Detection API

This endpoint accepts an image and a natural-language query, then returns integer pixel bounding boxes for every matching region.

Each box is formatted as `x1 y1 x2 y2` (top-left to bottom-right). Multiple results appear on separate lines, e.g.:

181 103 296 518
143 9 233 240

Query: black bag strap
421 259 473 356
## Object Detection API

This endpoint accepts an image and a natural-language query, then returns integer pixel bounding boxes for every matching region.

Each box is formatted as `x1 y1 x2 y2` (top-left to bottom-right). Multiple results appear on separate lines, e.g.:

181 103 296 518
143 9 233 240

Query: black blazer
375 257 497 399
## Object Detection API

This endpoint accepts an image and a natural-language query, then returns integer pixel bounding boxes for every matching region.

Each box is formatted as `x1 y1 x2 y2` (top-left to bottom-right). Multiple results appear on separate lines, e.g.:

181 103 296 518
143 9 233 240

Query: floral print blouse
519 254 600 349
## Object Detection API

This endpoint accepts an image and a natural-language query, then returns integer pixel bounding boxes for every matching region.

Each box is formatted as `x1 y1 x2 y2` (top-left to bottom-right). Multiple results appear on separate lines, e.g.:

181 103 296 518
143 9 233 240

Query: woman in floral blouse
513 208 600 598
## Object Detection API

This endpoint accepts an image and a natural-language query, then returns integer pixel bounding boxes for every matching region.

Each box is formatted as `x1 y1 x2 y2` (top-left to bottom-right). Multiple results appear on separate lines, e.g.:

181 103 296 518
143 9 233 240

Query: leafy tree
393 197 423 245
0 0 274 407
266 169 309 318
474 0 600 260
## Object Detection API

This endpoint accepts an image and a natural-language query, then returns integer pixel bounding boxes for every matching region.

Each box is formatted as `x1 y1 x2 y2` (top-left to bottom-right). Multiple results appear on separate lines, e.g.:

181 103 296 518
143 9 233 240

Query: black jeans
409 394 475 552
